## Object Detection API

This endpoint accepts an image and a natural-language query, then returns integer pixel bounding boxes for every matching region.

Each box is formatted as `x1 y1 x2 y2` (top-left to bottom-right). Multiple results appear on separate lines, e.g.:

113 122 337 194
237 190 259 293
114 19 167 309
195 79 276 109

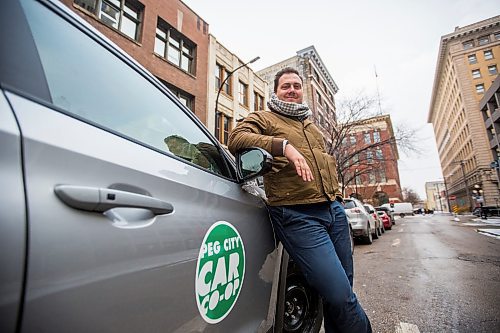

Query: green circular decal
195 221 245 324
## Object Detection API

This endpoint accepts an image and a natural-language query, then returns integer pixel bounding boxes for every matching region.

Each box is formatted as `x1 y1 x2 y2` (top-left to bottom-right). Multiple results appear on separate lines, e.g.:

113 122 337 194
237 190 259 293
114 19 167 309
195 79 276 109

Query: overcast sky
184 0 499 198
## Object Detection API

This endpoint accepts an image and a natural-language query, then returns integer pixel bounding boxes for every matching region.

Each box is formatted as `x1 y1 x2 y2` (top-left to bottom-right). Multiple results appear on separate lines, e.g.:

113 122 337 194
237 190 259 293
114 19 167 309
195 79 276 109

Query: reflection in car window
20 0 230 178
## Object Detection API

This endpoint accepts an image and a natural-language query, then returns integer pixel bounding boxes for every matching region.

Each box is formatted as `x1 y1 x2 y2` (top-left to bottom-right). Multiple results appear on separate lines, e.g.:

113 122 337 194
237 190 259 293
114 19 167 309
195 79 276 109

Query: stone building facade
257 46 339 145
479 75 500 203
63 0 210 124
428 15 500 210
207 36 268 145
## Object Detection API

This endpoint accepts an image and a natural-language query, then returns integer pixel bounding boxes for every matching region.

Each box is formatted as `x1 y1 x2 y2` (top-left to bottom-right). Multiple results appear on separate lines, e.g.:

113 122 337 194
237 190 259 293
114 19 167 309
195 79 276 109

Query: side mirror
235 147 273 182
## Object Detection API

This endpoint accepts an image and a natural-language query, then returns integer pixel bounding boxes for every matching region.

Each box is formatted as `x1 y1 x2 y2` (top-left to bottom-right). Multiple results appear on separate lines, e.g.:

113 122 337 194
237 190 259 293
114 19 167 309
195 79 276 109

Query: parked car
0 1 323 331
381 202 414 218
364 204 383 238
344 198 376 244
375 206 396 225
472 206 500 217
377 211 392 230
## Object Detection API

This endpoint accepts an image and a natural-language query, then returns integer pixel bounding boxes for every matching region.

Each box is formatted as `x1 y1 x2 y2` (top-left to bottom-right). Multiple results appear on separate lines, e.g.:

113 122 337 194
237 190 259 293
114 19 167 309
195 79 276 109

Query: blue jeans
267 200 372 333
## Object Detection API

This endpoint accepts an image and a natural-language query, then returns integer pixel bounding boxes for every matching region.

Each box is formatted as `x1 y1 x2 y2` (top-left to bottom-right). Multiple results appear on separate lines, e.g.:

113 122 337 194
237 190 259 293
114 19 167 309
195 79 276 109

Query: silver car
0 0 323 331
344 198 376 244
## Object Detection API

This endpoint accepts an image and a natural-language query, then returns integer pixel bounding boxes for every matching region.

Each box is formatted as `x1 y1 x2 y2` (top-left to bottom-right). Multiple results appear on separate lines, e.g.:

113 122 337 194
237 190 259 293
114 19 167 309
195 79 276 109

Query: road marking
391 238 401 247
395 322 420 333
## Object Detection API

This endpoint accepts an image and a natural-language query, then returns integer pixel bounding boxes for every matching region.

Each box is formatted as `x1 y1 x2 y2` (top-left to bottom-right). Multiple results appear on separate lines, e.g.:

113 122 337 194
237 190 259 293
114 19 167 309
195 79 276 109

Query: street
325 214 500 333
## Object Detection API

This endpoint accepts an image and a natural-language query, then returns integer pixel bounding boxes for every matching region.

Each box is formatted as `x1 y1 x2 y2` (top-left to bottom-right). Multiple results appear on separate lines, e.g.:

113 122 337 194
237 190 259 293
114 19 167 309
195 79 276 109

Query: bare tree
402 187 421 205
326 93 420 198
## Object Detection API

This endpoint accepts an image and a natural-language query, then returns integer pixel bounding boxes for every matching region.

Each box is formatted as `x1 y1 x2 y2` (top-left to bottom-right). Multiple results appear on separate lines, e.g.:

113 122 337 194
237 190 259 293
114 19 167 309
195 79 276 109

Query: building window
316 91 322 106
373 131 381 143
379 169 387 183
254 92 264 111
350 135 356 145
484 50 493 60
468 54 477 64
471 69 481 79
462 40 474 49
160 79 194 112
376 148 383 160
352 154 359 164
318 113 324 126
155 18 195 74
75 0 143 41
215 65 232 95
476 83 485 94
478 36 490 45
369 172 376 184
364 132 371 144
488 65 498 75
366 150 373 163
215 64 222 91
215 113 232 145
238 81 248 106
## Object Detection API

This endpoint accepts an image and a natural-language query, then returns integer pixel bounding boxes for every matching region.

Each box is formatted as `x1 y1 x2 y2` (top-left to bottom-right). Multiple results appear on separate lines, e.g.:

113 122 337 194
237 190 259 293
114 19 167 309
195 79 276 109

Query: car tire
373 225 379 239
282 260 323 333
364 224 373 244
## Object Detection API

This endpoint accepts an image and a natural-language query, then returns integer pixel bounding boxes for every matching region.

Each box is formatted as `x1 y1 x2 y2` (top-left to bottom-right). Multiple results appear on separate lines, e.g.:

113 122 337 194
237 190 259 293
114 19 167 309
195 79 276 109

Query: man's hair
274 67 303 93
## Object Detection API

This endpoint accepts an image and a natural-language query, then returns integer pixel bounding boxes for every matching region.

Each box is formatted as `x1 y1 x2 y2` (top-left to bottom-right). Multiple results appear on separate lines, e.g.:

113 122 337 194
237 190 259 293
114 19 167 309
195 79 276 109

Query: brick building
64 0 210 124
342 115 403 205
428 16 499 210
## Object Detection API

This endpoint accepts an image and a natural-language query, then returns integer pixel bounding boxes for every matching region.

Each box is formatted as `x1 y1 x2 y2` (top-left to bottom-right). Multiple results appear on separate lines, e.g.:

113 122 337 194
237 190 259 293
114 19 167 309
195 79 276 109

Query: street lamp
214 56 260 138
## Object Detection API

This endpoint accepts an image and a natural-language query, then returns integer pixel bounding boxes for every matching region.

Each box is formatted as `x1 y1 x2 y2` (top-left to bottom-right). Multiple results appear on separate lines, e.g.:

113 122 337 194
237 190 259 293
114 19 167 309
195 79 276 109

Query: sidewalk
452 214 500 238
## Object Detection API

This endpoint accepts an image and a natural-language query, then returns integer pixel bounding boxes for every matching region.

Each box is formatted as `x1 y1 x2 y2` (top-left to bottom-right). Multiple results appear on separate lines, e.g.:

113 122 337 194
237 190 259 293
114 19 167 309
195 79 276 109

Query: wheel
282 261 323 333
364 223 373 244
373 224 379 239
381 224 385 233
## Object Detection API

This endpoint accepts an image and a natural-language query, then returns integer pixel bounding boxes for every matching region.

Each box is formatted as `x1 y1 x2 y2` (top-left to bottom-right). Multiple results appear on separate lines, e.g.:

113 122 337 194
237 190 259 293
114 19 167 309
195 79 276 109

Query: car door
2 0 277 331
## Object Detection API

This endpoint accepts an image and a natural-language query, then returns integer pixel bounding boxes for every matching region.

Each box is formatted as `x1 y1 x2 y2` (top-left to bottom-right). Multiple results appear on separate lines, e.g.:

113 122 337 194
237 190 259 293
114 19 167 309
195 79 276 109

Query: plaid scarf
267 93 311 120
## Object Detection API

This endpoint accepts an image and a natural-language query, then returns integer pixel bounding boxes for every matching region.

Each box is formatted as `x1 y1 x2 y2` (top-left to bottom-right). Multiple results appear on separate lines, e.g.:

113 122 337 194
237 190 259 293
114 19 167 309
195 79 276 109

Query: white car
364 204 384 238
344 198 376 244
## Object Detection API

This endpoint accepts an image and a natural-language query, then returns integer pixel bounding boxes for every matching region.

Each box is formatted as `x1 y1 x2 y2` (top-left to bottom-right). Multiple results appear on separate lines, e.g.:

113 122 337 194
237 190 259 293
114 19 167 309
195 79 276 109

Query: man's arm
227 112 285 157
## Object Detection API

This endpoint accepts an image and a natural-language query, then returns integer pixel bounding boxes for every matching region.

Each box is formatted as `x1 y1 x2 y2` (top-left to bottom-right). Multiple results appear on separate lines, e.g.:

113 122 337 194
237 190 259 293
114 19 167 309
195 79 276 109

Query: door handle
54 185 174 215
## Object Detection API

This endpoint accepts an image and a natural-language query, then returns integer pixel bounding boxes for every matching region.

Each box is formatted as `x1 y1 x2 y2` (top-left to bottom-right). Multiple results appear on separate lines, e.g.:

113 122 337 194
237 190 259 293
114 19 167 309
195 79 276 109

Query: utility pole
459 160 473 211
443 176 452 213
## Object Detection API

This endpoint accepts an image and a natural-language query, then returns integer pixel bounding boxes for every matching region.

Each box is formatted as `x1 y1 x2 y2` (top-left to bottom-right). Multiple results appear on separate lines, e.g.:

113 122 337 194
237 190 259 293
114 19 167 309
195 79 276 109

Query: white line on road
395 322 420 333
391 238 401 247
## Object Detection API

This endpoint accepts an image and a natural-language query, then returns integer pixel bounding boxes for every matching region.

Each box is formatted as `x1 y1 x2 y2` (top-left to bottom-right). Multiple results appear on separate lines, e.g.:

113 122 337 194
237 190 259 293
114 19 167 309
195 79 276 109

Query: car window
344 200 356 209
20 0 231 178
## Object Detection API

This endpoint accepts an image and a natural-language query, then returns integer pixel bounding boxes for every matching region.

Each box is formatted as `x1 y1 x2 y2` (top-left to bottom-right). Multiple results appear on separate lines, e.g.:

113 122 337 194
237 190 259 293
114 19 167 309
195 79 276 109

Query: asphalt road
324 214 500 333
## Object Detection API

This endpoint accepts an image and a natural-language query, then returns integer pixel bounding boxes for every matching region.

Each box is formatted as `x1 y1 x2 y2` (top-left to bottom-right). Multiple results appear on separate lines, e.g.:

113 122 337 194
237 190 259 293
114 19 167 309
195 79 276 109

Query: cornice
296 45 339 94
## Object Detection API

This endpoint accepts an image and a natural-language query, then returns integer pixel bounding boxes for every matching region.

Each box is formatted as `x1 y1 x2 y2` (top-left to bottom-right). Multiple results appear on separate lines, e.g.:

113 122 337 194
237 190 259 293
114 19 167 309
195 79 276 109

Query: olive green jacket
228 110 340 206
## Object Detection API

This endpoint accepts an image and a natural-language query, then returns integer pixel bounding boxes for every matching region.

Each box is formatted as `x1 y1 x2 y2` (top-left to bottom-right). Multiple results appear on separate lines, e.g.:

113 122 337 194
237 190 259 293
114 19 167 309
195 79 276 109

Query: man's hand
284 144 314 182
